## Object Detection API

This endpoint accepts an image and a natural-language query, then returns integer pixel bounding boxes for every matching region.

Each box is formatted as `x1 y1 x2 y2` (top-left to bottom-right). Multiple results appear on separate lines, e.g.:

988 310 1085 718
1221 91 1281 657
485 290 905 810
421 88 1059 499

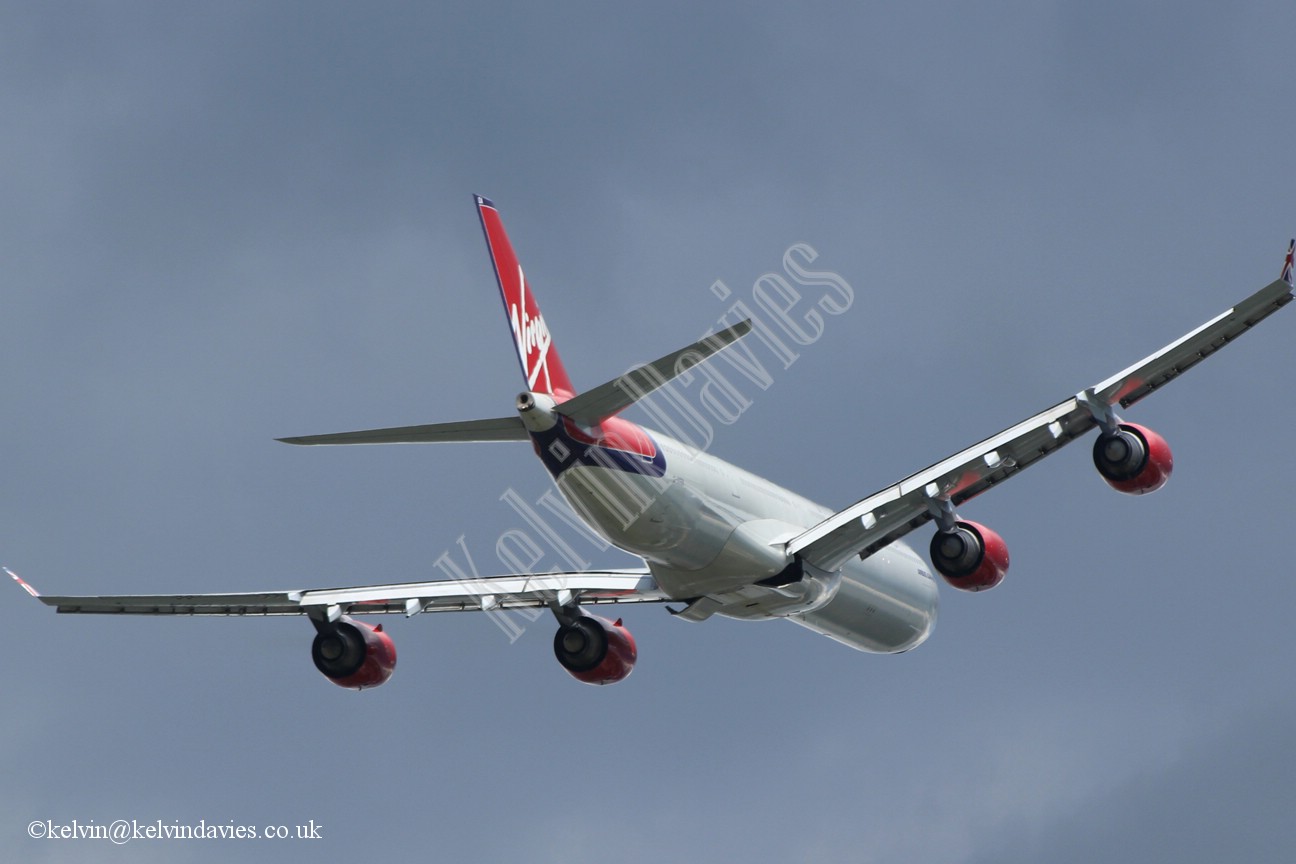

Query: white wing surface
8 567 664 616
788 277 1293 572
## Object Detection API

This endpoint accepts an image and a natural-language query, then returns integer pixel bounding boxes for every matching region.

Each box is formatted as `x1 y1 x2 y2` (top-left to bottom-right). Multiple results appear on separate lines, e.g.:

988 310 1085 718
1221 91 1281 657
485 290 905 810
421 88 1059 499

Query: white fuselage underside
551 431 939 654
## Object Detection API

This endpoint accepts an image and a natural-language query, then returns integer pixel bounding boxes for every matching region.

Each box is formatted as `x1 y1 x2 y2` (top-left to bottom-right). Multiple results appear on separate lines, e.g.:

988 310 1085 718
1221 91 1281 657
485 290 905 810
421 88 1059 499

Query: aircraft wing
7 566 666 616
788 276 1294 572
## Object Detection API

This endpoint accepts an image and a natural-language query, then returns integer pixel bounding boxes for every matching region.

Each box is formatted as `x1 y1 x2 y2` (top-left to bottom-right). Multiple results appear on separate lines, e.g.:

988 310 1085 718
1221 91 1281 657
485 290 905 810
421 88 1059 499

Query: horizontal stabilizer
555 320 753 426
278 416 528 446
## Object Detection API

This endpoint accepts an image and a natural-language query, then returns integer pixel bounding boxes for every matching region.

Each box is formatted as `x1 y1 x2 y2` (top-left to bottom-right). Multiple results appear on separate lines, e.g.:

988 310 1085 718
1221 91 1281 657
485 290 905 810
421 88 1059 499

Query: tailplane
476 196 577 399
279 198 753 447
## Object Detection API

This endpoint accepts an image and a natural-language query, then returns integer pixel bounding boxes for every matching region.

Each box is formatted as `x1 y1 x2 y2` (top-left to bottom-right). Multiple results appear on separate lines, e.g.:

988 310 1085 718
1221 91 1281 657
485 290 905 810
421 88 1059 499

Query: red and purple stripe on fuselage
477 194 667 480
530 414 667 479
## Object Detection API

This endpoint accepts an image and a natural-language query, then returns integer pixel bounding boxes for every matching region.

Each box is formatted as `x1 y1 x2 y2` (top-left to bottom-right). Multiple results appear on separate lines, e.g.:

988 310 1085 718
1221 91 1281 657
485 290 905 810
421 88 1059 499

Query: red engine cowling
553 615 637 685
929 520 1009 592
311 616 397 690
1092 422 1173 495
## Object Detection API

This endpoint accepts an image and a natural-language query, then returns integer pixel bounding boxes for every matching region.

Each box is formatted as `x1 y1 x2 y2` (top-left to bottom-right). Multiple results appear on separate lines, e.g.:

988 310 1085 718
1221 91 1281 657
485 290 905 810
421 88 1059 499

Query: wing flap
302 569 664 614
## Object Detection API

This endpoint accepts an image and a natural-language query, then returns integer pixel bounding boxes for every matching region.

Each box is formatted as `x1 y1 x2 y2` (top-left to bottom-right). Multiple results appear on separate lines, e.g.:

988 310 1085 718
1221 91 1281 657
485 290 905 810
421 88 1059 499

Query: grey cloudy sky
4 3 1294 862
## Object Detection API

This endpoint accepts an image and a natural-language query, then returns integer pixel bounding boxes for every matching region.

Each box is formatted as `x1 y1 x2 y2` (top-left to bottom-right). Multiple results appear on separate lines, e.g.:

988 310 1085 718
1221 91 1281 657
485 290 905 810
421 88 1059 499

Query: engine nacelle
311 616 397 690
553 615 637 685
1092 422 1173 495
929 520 1008 592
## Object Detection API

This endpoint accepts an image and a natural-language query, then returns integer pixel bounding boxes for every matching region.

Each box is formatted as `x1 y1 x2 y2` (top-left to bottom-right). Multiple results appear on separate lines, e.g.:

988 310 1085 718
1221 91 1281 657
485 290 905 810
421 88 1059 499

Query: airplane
9 199 1294 690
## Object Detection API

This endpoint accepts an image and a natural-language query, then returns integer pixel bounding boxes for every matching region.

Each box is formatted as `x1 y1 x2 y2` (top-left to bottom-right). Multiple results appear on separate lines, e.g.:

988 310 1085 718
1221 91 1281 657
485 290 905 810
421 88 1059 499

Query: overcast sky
4 3 1294 862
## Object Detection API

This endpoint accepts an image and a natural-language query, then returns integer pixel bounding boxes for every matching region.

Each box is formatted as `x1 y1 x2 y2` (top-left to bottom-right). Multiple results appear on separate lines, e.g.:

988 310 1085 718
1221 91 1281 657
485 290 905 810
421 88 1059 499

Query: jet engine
553 615 637 685
1092 422 1173 495
311 616 397 690
929 520 1009 591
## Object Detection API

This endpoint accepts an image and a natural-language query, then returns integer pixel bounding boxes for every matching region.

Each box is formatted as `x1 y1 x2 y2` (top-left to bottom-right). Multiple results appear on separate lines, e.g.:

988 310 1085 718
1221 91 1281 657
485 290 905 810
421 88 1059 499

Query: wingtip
1283 239 1294 286
474 194 496 209
5 567 40 598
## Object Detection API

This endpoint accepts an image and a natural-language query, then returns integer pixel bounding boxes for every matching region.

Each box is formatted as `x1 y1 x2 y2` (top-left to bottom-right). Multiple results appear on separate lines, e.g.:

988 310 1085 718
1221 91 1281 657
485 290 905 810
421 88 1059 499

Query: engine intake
929 520 1008 592
1092 422 1173 495
311 616 397 690
553 615 637 685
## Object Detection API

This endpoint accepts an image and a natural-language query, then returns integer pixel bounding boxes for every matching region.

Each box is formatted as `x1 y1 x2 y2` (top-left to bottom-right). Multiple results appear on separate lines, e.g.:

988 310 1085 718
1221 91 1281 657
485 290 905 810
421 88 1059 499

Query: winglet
1282 239 1293 286
5 567 40 598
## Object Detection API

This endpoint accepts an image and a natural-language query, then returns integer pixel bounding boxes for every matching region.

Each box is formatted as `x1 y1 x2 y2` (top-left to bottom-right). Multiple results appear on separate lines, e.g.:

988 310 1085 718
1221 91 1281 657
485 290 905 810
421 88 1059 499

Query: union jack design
1283 239 1294 285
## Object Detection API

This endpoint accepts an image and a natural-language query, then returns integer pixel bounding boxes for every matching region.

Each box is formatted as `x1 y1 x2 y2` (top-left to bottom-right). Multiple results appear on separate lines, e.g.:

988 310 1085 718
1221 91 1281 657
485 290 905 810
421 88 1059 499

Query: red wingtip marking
6 568 40 598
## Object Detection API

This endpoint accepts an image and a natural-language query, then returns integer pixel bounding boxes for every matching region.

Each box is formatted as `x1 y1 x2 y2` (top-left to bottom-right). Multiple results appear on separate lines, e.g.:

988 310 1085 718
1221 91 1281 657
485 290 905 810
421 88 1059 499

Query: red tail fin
475 196 576 399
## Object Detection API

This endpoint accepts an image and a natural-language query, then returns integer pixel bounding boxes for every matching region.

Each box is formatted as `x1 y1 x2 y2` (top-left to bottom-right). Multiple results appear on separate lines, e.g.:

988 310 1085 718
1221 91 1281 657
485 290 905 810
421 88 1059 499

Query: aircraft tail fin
1282 239 1293 286
476 196 577 399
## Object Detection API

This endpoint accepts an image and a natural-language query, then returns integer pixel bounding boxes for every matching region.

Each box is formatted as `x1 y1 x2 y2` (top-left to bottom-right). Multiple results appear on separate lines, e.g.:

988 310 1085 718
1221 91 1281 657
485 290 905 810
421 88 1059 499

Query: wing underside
11 567 666 616
789 277 1293 572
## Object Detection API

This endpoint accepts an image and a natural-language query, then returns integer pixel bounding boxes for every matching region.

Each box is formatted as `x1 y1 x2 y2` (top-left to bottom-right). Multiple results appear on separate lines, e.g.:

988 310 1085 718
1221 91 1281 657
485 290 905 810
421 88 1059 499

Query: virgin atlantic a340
11 199 1293 690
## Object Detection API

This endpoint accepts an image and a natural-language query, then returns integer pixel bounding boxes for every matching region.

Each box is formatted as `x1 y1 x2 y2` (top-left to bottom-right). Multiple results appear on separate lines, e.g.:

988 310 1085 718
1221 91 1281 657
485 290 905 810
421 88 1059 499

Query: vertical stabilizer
475 196 577 399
